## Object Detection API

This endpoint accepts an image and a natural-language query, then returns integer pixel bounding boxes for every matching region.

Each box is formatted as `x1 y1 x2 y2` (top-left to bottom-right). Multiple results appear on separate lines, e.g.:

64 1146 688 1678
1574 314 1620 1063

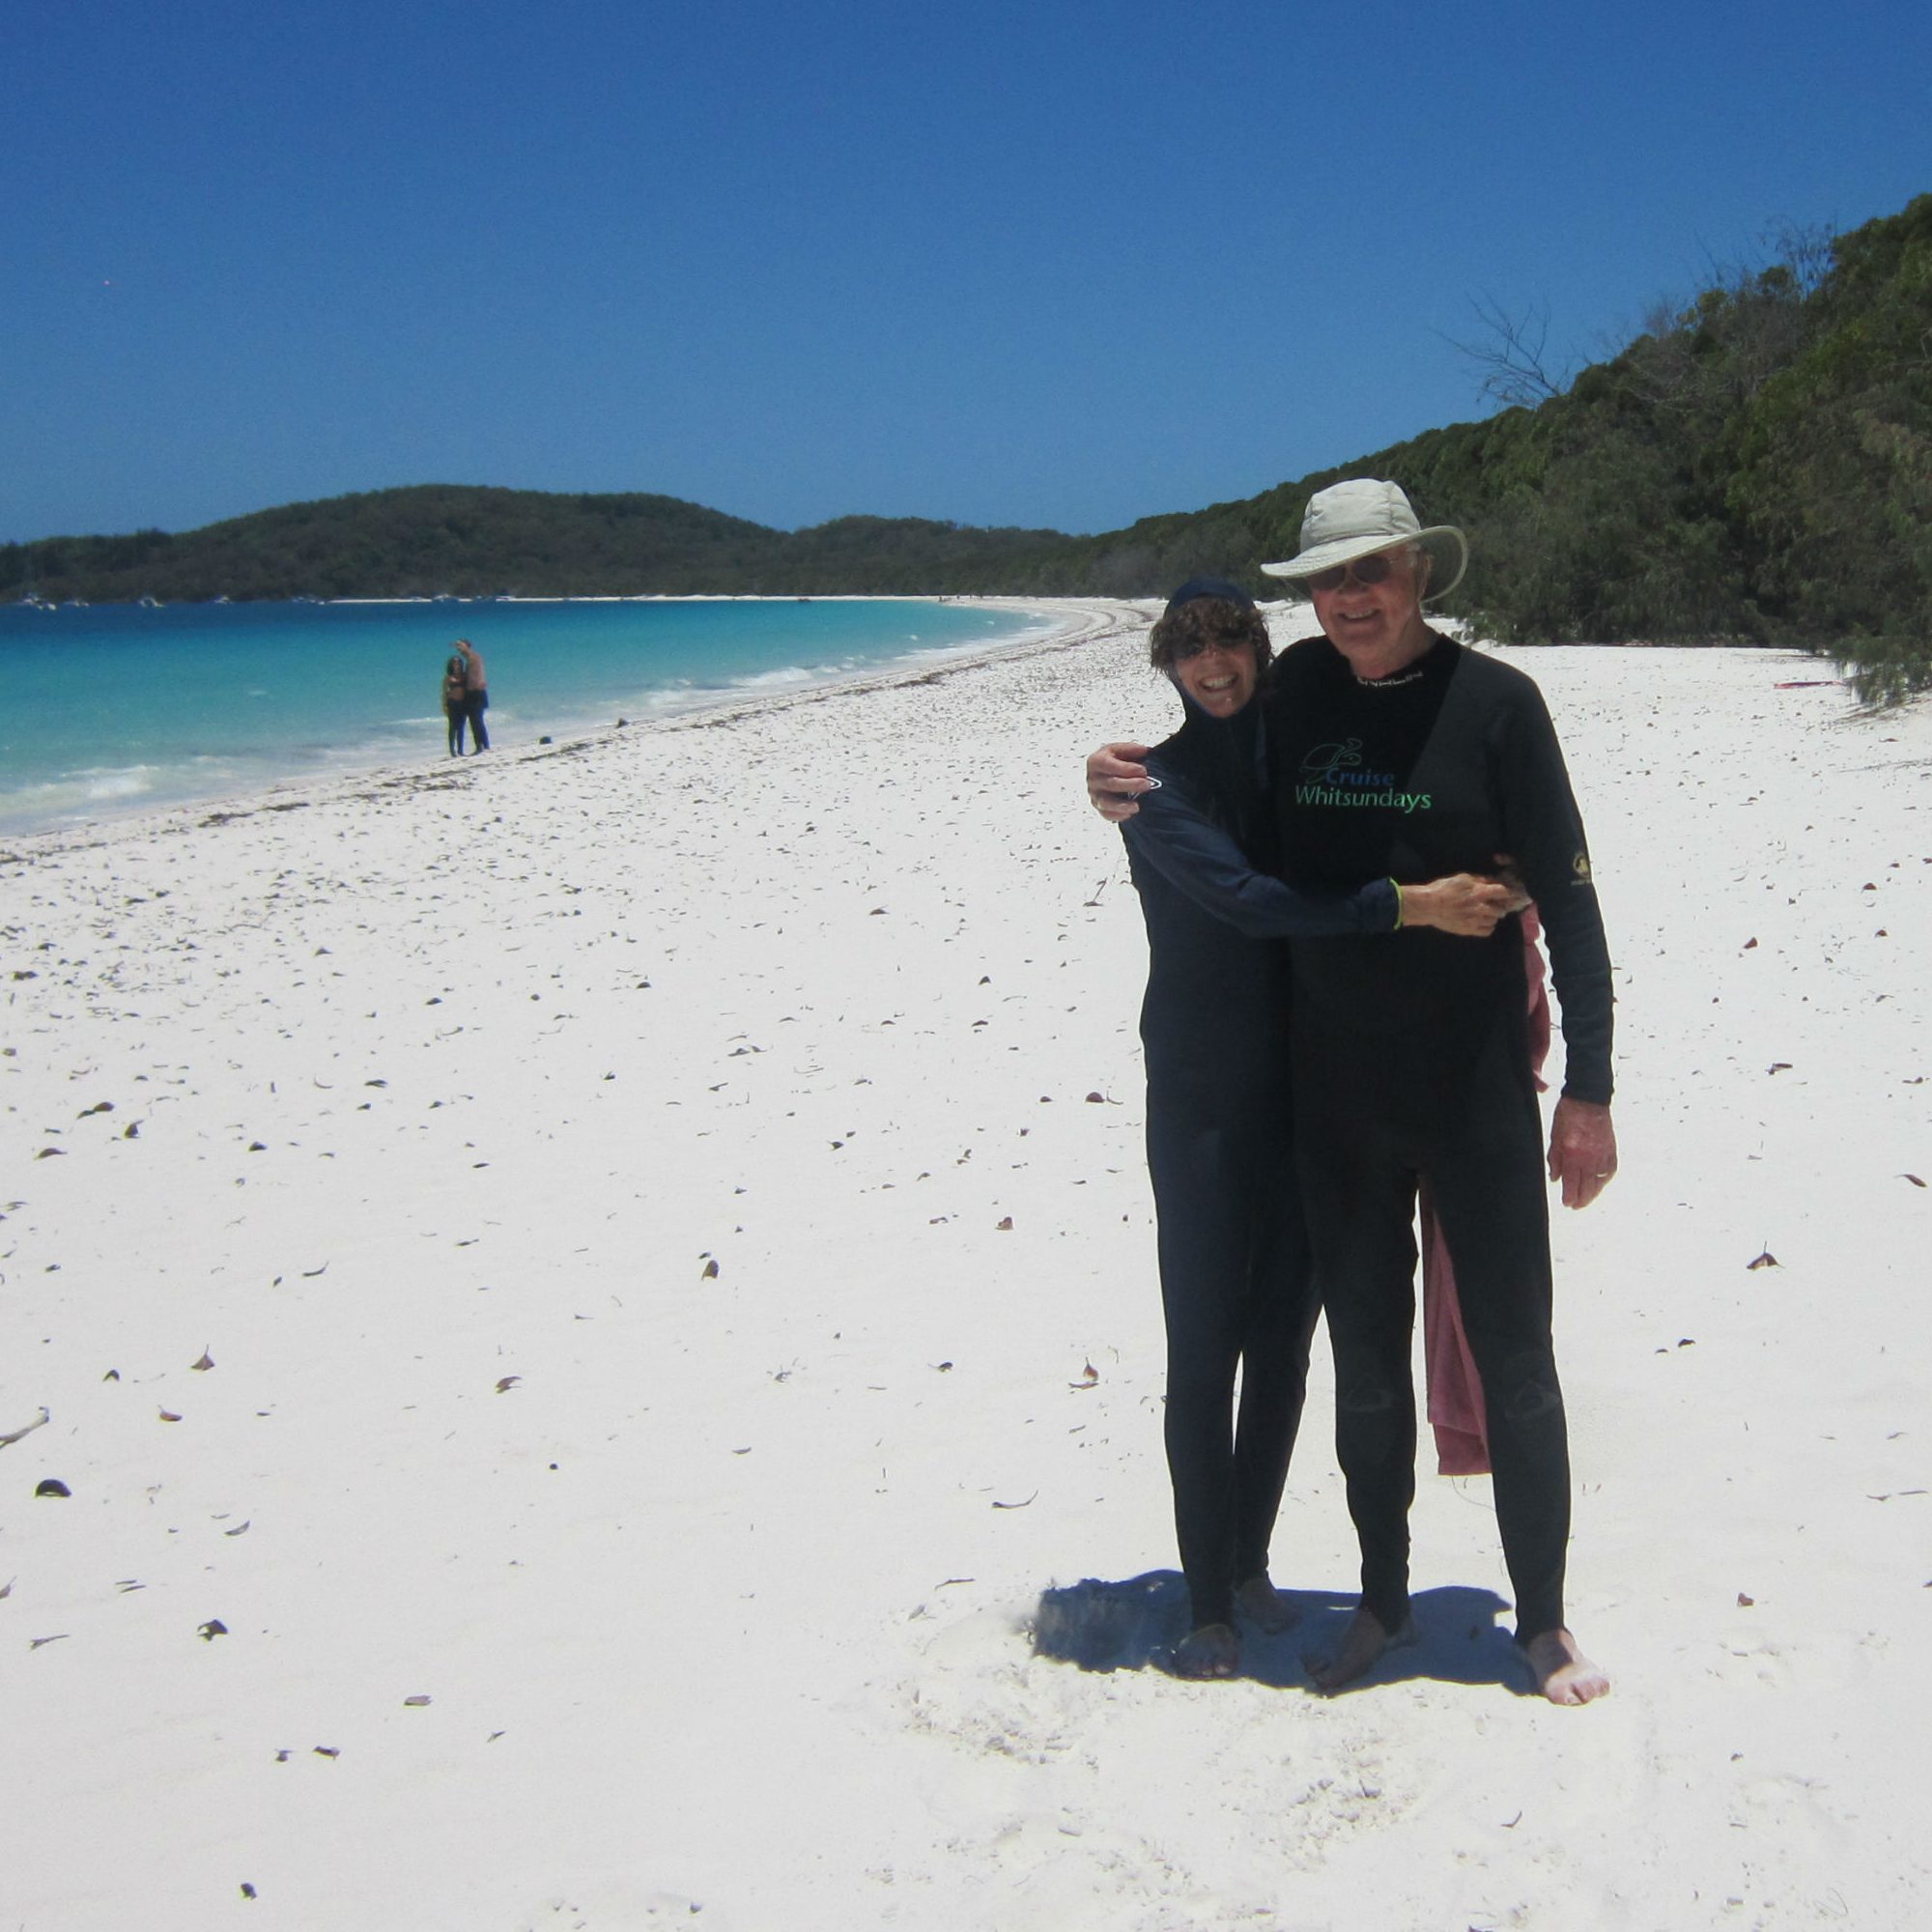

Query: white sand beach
4 602 1929 1930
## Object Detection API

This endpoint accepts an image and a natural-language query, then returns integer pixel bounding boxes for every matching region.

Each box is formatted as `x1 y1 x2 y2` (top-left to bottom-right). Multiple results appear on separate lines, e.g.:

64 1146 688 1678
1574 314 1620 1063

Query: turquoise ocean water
0 597 1059 837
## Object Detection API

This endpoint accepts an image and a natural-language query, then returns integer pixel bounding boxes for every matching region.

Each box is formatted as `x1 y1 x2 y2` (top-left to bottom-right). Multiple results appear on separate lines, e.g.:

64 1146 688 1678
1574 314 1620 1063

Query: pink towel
1420 907 1550 1476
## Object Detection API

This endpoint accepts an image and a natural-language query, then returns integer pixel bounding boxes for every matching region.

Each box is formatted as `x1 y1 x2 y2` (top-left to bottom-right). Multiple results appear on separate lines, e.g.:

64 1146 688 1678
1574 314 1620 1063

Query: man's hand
1548 1096 1616 1210
1087 743 1152 822
1399 874 1515 938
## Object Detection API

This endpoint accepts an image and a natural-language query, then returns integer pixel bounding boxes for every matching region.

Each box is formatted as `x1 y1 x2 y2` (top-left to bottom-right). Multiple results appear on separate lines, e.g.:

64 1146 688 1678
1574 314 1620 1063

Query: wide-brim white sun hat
1261 477 1467 604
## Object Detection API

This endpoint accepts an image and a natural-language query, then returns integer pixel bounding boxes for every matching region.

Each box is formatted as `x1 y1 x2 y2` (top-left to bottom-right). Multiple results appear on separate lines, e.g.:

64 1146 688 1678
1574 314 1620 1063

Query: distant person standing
455 639 490 753
441 652 469 755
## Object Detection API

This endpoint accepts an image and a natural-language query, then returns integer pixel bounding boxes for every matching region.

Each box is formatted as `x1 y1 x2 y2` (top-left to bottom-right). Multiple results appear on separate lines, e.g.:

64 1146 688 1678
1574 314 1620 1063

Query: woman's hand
1087 743 1152 822
1399 873 1516 937
1492 852 1532 913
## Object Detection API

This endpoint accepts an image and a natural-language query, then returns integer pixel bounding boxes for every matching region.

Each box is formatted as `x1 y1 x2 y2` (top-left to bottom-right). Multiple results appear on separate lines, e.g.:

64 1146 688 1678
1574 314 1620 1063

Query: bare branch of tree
1441 294 1573 411
1762 217 1836 296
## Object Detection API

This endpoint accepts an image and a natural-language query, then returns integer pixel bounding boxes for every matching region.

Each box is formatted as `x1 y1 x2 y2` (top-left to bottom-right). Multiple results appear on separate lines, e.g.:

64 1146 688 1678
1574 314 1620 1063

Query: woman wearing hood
1122 577 1508 1677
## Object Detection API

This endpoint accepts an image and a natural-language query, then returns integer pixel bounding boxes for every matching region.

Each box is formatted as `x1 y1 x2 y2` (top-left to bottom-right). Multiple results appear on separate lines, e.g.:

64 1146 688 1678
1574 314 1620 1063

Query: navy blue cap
1163 575 1256 619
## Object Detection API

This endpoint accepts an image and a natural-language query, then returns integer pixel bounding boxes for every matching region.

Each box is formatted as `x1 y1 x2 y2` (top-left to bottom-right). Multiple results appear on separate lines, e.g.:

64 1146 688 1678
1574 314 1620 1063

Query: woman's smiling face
1173 635 1260 718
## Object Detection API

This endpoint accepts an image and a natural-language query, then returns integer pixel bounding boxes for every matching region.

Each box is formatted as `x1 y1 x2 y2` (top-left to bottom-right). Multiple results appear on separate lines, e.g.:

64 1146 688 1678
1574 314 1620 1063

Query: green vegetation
7 193 1928 696
1370 194 1932 700
1021 195 1932 697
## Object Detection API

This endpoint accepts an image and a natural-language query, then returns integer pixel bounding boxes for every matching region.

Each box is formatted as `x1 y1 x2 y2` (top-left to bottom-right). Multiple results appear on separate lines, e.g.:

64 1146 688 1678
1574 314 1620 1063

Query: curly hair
1148 596 1272 678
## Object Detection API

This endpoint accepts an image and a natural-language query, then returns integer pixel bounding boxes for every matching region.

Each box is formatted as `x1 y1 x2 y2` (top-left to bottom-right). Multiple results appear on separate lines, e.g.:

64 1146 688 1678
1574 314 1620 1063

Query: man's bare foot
1233 1575 1300 1634
1172 1622 1240 1679
1303 1607 1418 1693
1522 1627 1610 1705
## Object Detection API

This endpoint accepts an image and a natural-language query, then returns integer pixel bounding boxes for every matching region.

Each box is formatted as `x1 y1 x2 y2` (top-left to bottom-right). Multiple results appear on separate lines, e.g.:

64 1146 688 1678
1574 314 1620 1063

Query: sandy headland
3 601 1930 1929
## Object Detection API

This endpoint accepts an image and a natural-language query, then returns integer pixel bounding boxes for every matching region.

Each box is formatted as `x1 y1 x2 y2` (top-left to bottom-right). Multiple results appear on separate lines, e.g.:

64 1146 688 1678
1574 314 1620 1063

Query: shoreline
0 596 1142 860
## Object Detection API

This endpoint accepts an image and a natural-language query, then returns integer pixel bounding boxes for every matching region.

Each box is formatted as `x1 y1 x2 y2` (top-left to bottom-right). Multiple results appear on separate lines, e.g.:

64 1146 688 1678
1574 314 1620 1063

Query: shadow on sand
1029 1571 1528 1694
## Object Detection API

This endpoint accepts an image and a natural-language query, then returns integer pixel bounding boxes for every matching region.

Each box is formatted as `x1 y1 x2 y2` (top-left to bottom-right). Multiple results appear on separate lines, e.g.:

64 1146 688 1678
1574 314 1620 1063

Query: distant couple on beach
1087 479 1615 1704
442 639 490 754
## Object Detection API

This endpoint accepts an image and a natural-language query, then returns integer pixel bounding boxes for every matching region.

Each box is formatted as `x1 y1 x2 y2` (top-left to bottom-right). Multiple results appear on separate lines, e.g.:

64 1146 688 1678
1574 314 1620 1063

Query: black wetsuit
1266 631 1612 1643
1122 691 1396 1631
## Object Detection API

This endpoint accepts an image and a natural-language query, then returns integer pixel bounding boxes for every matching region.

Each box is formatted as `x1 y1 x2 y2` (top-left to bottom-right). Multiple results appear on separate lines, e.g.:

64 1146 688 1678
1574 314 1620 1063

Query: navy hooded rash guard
1121 687 1395 1630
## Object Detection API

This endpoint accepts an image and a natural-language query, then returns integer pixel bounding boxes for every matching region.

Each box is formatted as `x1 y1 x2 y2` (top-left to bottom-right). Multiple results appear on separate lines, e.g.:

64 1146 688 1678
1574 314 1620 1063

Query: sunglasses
1306 552 1401 594
1171 633 1259 662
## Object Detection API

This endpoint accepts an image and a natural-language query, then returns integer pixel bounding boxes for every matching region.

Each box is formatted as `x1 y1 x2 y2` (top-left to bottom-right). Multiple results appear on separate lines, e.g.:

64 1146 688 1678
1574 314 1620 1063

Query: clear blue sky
5 0 1925 544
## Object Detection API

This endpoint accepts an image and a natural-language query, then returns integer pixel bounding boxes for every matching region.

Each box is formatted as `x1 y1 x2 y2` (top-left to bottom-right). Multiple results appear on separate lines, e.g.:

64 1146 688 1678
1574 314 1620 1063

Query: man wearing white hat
1088 479 1615 1705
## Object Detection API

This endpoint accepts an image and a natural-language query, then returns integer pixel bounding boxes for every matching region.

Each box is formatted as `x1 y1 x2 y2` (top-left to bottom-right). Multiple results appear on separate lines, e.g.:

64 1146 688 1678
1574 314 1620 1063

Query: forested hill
8 191 1929 695
987 190 1930 698
0 487 1073 603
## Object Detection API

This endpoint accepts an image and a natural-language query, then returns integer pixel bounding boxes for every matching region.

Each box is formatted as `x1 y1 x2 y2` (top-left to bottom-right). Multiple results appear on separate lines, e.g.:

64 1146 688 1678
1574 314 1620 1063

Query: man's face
1308 545 1429 670
1174 635 1260 718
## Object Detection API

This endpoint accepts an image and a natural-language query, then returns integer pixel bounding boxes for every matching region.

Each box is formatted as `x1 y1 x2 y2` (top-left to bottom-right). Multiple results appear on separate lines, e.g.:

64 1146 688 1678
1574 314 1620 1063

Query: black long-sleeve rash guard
1122 736 1400 945
1266 632 1615 1105
1122 702 1398 950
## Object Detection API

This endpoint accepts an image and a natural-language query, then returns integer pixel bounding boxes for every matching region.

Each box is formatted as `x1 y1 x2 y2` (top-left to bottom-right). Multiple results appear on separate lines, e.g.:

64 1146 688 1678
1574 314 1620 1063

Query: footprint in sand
517 1883 728 1930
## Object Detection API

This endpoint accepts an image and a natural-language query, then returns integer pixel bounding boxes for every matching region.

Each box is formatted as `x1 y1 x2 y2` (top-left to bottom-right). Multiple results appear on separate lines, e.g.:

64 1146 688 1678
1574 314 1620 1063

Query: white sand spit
2 605 1929 1929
